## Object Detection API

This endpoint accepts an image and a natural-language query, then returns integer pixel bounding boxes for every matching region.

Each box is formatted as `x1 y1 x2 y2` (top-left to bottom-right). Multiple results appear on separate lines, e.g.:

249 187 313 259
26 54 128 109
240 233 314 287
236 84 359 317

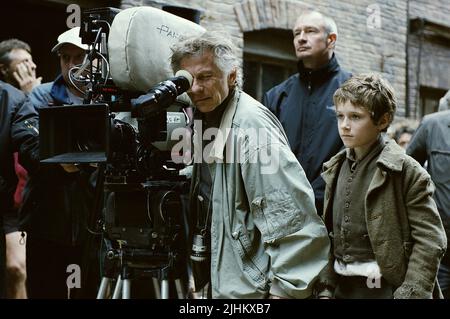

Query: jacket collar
50 74 70 105
193 89 240 162
297 53 340 84
322 148 346 186
376 139 405 172
322 138 406 184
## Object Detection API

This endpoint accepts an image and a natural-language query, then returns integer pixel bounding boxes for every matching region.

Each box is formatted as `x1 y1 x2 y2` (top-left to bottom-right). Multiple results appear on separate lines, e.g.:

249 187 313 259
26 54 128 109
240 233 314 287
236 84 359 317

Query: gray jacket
407 110 450 261
190 90 330 298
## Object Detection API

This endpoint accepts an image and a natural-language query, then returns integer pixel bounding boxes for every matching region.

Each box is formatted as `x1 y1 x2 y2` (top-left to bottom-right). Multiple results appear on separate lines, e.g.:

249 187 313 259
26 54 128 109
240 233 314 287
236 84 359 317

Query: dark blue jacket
263 54 350 214
0 81 39 232
29 74 71 107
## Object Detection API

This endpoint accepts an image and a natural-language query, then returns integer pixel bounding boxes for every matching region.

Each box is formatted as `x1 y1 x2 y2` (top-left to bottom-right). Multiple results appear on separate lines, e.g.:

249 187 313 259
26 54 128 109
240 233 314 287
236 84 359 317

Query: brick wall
408 0 450 118
410 0 450 27
121 0 450 119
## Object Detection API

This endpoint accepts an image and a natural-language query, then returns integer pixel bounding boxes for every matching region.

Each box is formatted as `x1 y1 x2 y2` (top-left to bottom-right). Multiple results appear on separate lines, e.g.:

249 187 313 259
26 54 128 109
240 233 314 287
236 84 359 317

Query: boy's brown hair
333 73 397 131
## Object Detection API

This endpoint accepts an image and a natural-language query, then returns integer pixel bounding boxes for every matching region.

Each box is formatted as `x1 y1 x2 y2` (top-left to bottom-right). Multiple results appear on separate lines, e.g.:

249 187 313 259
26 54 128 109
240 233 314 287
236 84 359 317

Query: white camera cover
108 6 205 92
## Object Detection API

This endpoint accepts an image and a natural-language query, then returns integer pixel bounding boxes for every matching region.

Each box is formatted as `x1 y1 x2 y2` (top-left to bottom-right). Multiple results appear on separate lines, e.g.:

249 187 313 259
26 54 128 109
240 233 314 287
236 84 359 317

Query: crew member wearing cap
29 27 88 107
21 27 95 298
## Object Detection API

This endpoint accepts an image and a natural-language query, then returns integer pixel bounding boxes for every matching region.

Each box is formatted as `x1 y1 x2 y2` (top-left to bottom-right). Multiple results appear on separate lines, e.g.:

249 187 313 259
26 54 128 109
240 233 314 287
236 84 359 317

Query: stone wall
121 0 450 119
408 0 450 118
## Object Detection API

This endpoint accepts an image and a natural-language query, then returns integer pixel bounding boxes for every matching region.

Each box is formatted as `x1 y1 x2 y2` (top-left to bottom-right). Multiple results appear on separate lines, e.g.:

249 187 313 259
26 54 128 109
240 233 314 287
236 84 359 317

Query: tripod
96 240 187 299
84 164 190 299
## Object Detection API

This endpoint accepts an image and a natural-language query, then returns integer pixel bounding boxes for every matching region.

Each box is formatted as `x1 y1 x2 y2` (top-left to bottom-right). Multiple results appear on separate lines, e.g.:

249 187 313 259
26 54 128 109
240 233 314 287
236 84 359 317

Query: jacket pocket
232 226 268 290
251 190 305 243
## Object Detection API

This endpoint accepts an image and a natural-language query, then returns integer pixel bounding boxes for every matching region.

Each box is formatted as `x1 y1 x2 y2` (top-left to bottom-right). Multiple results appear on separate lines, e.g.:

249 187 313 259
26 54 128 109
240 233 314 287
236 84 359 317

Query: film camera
38 6 205 298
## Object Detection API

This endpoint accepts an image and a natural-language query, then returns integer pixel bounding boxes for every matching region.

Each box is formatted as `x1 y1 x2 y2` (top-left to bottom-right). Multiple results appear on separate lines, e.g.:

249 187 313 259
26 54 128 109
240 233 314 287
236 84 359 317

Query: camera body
39 7 205 271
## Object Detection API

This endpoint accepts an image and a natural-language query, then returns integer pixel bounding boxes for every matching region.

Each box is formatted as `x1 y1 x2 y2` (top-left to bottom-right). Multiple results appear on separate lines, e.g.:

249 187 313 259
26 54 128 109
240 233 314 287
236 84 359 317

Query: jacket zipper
24 120 39 134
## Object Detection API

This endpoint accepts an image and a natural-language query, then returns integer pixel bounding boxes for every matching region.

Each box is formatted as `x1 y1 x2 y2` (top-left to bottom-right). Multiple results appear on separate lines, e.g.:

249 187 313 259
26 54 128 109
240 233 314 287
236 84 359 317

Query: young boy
316 73 447 299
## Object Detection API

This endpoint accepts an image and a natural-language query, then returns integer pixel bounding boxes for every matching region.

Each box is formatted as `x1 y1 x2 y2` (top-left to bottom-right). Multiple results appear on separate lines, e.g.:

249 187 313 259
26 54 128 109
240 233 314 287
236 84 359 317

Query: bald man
263 11 351 216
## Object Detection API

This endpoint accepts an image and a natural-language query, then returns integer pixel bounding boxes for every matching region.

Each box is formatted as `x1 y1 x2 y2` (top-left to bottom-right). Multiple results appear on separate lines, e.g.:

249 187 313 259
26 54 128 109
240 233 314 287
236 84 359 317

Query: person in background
0 38 42 299
1 78 39 299
263 10 351 215
0 39 42 94
394 125 415 150
21 27 95 298
407 99 450 298
30 27 86 108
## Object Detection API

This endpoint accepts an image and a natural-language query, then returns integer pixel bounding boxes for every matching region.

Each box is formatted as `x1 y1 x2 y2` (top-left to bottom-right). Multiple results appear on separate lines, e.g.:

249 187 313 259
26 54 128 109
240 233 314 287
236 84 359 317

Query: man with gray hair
171 31 330 299
263 11 351 216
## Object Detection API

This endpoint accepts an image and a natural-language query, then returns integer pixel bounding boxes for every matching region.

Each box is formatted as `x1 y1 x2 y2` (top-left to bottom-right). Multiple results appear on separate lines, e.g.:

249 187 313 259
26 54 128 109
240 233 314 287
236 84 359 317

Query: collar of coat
297 53 340 84
322 138 406 185
193 89 241 162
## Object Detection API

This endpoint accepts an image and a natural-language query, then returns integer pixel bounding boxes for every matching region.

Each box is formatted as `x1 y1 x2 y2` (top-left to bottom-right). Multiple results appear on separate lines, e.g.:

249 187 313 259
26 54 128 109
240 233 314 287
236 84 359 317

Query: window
244 55 296 101
420 86 448 116
243 29 297 102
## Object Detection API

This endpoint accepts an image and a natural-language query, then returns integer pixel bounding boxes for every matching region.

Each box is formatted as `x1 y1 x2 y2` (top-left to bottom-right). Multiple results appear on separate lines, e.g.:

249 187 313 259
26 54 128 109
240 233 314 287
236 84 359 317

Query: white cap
51 27 88 53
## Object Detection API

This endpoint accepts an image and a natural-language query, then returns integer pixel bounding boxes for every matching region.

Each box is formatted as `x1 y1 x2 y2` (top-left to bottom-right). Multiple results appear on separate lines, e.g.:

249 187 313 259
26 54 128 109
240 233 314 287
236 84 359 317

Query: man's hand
13 60 42 94
60 164 80 173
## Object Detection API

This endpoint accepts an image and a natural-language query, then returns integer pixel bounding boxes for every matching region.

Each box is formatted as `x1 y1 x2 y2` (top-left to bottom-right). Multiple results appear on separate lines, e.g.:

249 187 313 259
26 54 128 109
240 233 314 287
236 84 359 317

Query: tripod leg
152 278 161 299
112 275 122 299
120 264 132 299
122 279 131 299
97 277 112 299
161 279 169 299
175 279 185 299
